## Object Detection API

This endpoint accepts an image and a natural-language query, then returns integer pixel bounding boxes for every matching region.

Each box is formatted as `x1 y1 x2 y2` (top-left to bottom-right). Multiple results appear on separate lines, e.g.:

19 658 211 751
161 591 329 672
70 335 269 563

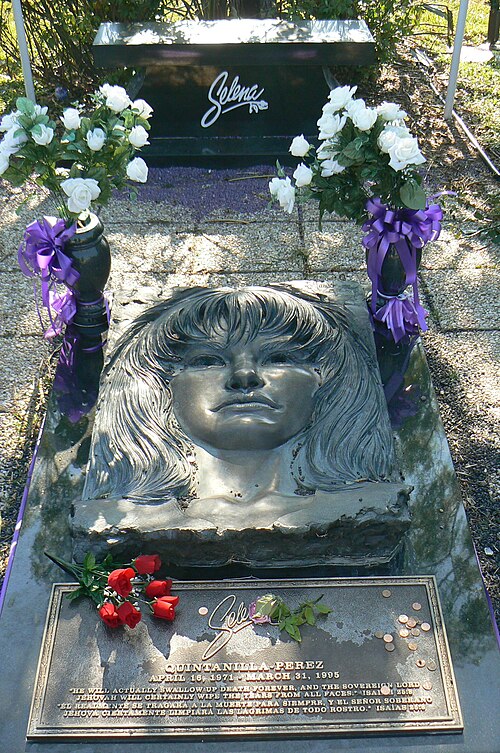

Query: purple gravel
131 166 276 219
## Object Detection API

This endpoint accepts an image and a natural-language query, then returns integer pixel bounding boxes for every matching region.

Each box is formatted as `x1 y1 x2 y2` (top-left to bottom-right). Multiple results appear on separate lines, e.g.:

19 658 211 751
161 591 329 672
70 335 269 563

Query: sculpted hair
83 285 395 502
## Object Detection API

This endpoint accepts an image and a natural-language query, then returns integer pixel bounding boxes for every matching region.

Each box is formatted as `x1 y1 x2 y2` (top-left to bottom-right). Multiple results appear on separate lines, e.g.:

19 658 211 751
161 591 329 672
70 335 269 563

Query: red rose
108 567 136 598
133 554 161 575
152 595 179 621
117 601 142 628
99 602 123 628
145 579 172 599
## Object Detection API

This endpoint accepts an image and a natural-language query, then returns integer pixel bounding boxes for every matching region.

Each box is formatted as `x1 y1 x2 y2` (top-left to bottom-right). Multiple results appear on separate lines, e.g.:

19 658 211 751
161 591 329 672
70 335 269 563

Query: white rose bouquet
270 86 444 344
0 83 152 222
270 85 427 222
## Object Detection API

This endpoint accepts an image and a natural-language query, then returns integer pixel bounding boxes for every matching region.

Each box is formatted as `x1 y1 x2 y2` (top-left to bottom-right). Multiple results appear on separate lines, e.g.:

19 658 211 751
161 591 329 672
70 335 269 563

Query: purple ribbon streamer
18 217 79 338
362 198 442 342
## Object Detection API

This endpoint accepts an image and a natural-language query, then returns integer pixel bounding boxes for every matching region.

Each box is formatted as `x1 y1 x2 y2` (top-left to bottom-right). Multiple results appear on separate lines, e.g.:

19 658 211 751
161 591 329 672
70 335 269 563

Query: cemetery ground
0 45 499 628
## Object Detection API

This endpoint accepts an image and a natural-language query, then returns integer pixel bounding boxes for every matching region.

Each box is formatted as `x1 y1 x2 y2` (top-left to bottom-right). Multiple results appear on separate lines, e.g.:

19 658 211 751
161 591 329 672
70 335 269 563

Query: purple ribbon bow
362 198 442 342
18 217 78 338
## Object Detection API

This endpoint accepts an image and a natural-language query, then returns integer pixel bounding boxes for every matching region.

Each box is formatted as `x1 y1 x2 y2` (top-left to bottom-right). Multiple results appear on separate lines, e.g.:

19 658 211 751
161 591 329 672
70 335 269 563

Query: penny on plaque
398 614 409 624
428 659 438 671
421 622 432 631
198 606 208 615
412 602 422 611
380 685 391 695
399 628 410 638
411 628 421 636
416 659 426 668
383 633 394 643
374 630 384 639
385 643 396 652
407 617 417 628
423 681 433 690
408 642 418 651
382 589 392 598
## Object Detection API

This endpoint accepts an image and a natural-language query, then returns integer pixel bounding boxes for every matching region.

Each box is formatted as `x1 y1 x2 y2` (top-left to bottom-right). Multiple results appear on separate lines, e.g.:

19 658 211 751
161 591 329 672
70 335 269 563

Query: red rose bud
107 567 136 598
99 602 123 628
145 579 172 599
133 554 161 575
117 601 142 628
152 595 179 621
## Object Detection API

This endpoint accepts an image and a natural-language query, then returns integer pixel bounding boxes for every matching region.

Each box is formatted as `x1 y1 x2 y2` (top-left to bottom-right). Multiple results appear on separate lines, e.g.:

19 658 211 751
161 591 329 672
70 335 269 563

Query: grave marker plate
28 577 462 739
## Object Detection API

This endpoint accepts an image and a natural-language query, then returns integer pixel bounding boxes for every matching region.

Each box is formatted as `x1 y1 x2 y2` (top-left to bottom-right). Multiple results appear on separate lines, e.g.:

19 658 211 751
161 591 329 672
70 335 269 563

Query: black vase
371 242 422 299
64 214 111 340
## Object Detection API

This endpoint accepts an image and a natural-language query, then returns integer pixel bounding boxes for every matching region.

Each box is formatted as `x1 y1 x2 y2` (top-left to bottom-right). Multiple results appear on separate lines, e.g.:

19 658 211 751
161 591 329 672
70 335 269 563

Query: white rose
128 125 150 148
86 128 106 151
31 124 54 146
269 177 295 212
0 111 20 133
388 137 426 172
61 108 81 130
349 105 378 132
320 158 346 177
327 85 357 112
0 151 9 175
132 99 153 119
33 104 48 117
377 101 407 122
317 112 347 140
316 140 339 161
61 177 101 214
377 125 410 153
289 134 310 157
126 157 148 183
1 127 28 155
293 163 313 187
100 84 131 113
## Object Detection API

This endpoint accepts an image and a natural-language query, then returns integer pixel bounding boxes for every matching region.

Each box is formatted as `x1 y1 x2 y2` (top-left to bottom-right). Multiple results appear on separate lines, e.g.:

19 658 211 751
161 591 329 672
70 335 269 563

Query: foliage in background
0 0 163 108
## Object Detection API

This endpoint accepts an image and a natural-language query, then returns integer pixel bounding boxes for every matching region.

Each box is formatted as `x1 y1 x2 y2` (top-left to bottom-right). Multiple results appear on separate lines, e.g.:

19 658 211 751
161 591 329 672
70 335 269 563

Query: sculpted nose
226 359 264 392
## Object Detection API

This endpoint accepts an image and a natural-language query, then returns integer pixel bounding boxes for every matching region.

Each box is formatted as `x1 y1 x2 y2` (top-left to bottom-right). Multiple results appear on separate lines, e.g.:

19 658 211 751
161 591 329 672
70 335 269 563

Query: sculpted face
170 335 320 451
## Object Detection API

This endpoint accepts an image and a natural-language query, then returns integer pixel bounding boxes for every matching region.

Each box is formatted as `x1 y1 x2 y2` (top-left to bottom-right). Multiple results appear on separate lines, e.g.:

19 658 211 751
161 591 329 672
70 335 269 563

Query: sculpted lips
212 394 281 412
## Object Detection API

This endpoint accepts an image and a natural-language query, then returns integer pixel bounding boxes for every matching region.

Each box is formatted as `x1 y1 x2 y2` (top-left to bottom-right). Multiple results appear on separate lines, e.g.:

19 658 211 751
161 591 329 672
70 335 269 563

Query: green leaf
83 552 96 571
304 606 316 625
315 603 332 615
16 97 35 116
284 621 302 642
400 180 427 210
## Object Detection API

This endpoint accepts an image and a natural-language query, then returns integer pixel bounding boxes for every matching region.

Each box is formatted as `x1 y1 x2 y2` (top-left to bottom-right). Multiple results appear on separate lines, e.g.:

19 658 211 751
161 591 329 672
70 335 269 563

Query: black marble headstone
92 20 376 157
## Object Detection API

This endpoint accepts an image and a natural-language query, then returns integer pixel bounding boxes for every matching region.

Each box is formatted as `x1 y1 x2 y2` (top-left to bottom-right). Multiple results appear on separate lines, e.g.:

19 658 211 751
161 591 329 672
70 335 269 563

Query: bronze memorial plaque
28 577 462 739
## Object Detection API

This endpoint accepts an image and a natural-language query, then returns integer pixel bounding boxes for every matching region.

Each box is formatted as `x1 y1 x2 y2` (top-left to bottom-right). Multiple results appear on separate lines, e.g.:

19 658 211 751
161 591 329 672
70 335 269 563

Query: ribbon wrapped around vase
18 217 78 338
362 198 443 343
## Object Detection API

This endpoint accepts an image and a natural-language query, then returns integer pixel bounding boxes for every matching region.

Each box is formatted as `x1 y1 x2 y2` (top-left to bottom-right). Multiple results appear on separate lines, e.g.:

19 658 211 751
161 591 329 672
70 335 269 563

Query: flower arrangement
0 84 152 338
270 85 444 343
0 84 151 221
46 551 179 629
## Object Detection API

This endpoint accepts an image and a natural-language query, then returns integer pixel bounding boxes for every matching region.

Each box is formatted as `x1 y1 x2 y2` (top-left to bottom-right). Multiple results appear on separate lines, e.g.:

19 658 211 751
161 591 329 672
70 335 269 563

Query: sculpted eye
263 352 295 365
187 354 226 368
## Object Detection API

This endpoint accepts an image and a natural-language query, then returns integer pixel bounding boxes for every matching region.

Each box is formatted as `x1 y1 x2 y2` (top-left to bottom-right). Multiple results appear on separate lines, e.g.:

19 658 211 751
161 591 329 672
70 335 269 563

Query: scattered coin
412 602 422 611
411 628 421 637
380 685 391 695
398 614 409 624
198 606 209 616
421 622 431 632
407 617 417 628
408 642 418 651
383 633 394 643
422 681 433 691
416 659 426 668
374 630 384 639
385 643 395 652
399 628 410 638
382 589 391 598
427 660 437 671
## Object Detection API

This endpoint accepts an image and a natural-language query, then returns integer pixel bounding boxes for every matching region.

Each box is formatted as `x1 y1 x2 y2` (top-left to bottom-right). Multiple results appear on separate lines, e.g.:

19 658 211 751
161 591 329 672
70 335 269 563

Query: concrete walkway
0 160 499 605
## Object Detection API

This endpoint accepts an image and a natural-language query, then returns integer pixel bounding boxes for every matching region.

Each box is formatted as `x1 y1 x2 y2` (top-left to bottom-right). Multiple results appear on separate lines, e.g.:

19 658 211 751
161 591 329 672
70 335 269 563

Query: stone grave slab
0 279 498 753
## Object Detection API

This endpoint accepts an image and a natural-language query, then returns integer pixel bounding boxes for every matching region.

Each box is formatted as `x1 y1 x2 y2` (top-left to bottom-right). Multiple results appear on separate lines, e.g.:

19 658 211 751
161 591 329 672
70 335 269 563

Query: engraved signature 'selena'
201 71 269 128
202 594 254 661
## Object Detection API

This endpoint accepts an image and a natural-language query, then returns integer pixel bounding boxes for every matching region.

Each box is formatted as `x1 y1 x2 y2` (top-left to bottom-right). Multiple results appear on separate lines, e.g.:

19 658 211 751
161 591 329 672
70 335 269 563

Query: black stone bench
92 19 376 158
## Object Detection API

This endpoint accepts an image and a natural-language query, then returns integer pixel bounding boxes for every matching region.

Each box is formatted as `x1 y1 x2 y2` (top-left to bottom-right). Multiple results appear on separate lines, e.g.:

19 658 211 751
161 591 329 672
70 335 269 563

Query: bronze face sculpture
82 284 398 534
